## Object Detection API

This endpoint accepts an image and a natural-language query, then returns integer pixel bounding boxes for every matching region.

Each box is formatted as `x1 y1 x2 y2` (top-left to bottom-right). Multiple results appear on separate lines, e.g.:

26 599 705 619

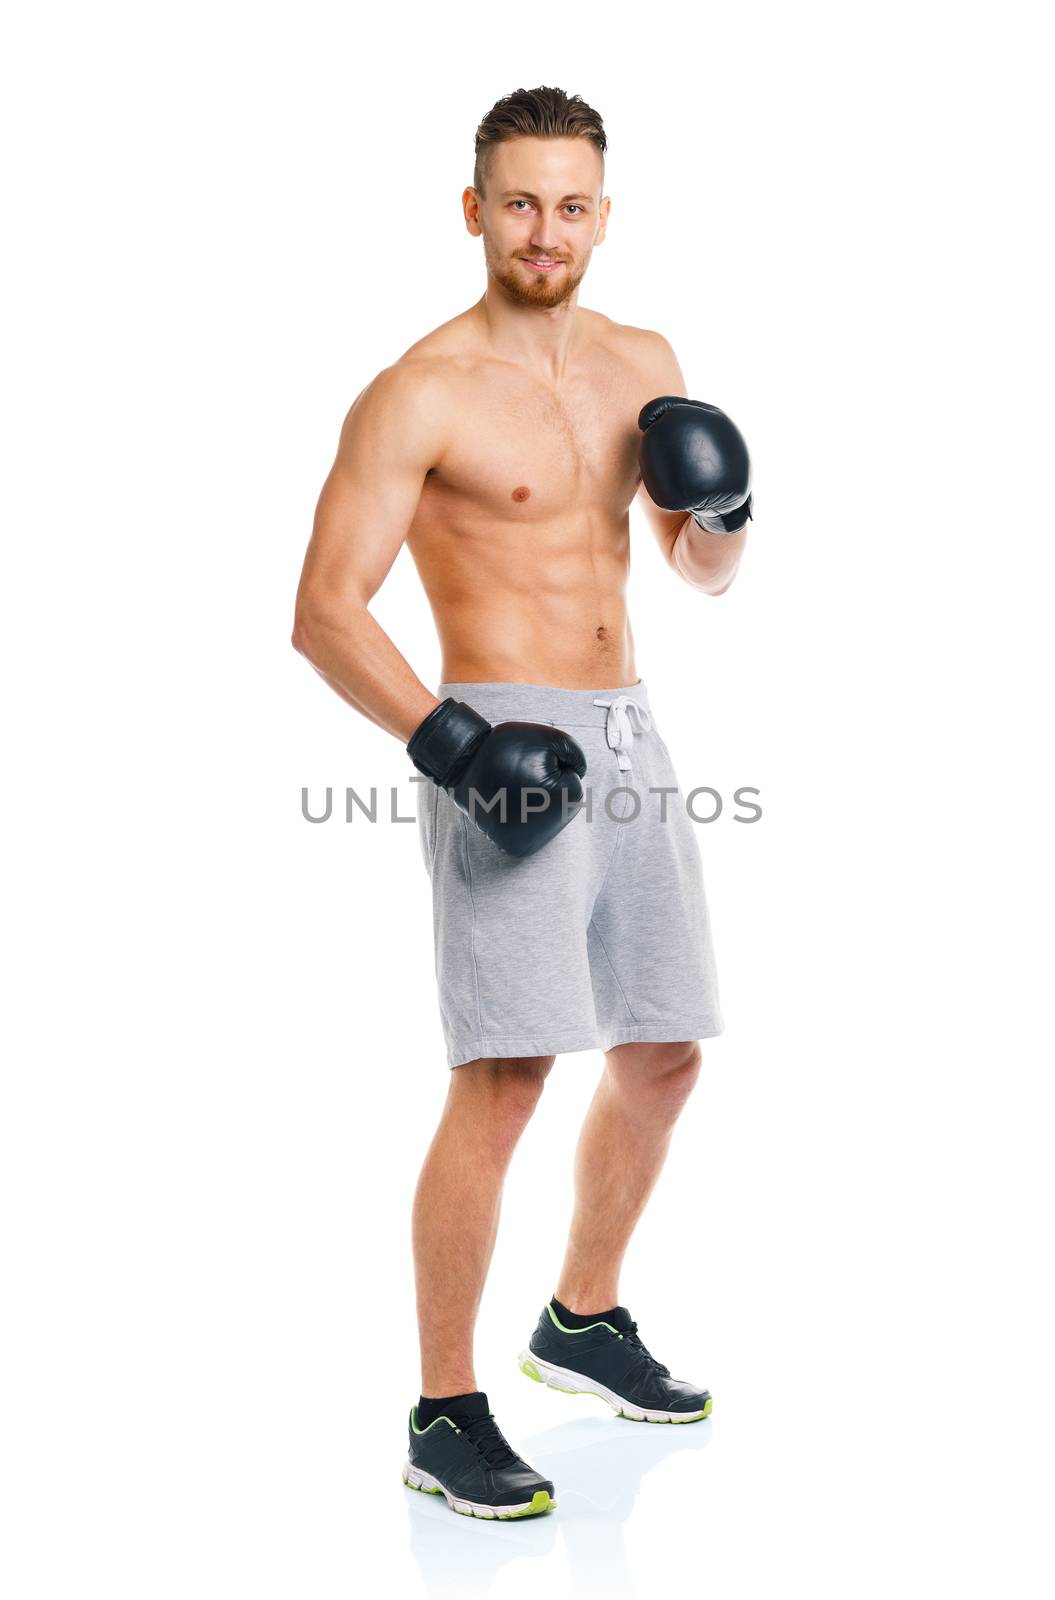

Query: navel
511 485 531 503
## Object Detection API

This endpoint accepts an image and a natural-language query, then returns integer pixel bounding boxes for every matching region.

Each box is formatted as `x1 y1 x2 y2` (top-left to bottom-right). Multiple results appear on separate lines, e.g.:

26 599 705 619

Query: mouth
521 258 565 273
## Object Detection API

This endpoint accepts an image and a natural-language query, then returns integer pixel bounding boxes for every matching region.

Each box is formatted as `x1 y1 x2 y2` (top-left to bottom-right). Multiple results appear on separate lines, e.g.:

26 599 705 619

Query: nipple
511 485 531 502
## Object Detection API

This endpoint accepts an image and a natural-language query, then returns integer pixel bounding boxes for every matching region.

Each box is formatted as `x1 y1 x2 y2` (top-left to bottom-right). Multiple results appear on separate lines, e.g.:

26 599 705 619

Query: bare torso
402 306 664 689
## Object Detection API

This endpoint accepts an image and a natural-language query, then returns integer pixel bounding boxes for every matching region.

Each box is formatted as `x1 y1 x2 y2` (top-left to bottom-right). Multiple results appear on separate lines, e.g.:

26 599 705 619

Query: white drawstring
592 694 652 772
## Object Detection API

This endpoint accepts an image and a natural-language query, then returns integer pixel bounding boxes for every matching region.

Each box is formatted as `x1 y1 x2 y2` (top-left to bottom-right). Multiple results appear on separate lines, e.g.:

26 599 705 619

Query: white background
3 2 1052 1596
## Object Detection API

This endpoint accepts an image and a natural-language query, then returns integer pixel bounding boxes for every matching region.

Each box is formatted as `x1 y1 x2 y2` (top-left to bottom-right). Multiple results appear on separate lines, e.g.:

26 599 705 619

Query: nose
529 221 562 254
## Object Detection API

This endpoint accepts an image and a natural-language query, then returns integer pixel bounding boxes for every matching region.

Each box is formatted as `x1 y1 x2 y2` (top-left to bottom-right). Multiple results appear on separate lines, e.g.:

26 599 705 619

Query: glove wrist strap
691 493 753 536
407 699 491 785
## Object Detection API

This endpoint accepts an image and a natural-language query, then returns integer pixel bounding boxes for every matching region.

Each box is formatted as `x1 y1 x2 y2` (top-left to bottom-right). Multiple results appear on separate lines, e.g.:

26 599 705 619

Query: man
292 85 752 1521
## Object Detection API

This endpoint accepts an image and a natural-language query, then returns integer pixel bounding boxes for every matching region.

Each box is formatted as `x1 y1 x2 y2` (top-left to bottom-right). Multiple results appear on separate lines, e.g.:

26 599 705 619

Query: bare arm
633 333 747 597
291 362 449 743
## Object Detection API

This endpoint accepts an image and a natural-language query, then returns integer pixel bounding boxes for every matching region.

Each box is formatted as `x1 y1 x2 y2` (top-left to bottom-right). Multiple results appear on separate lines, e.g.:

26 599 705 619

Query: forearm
292 599 439 743
670 514 747 595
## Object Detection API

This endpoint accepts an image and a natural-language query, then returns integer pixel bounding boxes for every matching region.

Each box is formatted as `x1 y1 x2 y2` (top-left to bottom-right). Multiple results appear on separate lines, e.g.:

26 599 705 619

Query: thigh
587 725 724 1043
427 787 601 1065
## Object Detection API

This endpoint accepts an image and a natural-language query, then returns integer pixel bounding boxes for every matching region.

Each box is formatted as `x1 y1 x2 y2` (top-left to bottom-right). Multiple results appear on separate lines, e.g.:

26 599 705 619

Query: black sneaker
518 1302 713 1423
402 1392 556 1519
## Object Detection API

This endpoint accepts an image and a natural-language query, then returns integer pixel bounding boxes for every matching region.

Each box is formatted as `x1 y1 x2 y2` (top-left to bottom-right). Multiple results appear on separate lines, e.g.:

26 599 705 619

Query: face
464 137 609 309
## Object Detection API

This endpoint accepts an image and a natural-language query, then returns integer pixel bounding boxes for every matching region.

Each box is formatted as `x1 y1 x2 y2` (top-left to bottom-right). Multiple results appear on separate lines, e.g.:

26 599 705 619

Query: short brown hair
473 85 607 196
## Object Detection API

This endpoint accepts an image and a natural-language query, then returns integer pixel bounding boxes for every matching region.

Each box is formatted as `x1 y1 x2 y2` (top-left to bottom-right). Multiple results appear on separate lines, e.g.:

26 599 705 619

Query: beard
483 234 590 308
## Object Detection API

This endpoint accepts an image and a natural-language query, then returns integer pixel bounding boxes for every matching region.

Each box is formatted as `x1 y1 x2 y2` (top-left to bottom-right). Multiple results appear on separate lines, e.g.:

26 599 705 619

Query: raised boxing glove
639 395 753 534
408 699 587 859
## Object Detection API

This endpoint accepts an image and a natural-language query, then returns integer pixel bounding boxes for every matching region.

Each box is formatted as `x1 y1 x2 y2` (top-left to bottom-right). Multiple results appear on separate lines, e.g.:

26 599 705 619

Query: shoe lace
622 1320 671 1376
458 1412 520 1469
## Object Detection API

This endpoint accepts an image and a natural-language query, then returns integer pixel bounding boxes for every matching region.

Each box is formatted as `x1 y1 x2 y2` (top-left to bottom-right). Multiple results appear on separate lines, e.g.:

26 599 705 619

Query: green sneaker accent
545 1302 623 1337
499 1490 554 1518
520 1357 543 1383
409 1407 460 1436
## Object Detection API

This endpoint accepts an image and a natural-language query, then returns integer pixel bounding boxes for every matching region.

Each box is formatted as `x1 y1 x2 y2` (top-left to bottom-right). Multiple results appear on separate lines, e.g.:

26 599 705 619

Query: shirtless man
292 85 752 1520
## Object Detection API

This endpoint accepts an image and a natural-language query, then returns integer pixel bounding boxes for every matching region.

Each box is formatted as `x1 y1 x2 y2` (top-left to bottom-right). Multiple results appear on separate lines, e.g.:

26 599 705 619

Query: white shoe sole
402 1460 555 1519
517 1349 712 1423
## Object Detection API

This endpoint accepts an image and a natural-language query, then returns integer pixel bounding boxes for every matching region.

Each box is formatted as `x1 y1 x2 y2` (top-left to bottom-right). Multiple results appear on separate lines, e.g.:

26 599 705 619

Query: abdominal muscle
406 507 638 691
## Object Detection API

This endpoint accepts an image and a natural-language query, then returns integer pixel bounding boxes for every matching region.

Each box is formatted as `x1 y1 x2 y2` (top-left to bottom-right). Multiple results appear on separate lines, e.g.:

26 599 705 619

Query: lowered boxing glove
639 396 753 534
408 698 587 858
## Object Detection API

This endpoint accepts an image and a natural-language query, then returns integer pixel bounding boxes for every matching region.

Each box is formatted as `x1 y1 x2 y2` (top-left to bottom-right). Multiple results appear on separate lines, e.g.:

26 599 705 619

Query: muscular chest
424 368 642 524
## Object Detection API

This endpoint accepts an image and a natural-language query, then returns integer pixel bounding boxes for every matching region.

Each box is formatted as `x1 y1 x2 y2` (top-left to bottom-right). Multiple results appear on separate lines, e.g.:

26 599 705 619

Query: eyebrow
500 191 594 202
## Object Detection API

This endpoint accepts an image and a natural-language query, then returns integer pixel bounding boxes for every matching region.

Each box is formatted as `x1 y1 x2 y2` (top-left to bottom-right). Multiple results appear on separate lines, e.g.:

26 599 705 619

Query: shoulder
397 308 481 376
356 350 452 409
350 311 482 417
582 311 683 386
341 348 456 447
613 318 680 372
329 353 455 475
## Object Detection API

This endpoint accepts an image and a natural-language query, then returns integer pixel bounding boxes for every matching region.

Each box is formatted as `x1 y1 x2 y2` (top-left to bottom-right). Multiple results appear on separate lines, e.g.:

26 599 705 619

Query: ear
595 194 611 246
462 186 483 237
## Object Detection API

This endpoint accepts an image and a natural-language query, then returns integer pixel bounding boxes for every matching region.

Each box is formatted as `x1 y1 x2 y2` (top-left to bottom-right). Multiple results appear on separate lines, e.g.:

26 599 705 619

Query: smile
522 259 564 272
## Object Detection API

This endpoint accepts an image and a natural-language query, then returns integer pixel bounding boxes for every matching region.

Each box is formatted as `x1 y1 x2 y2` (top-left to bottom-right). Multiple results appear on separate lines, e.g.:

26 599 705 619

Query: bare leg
554 1040 702 1313
412 1055 554 1395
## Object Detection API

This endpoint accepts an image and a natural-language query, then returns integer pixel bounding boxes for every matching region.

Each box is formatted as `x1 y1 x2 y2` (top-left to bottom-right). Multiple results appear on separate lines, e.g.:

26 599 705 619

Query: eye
510 200 530 211
565 205 583 216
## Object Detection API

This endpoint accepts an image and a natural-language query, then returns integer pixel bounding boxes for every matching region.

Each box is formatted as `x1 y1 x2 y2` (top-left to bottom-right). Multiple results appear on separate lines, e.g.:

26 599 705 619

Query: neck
474 284 582 382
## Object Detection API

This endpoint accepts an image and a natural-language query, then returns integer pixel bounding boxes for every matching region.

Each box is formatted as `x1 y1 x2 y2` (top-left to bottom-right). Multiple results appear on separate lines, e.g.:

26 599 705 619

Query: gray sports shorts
415 679 724 1069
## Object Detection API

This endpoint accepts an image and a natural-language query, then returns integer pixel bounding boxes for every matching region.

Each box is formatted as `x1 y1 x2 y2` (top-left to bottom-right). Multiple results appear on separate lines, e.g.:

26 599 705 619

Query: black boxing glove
408 698 587 858
638 396 753 534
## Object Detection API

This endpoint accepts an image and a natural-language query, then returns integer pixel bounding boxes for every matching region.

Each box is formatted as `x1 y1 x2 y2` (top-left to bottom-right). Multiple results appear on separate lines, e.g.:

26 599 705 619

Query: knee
606 1039 702 1118
452 1055 554 1148
489 1054 555 1112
